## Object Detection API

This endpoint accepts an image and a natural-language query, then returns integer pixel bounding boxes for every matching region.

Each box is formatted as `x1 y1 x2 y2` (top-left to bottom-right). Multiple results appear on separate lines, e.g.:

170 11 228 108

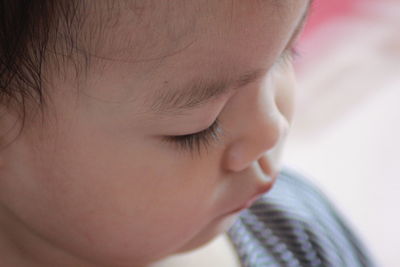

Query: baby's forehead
77 0 290 65
70 0 304 83
80 1 201 62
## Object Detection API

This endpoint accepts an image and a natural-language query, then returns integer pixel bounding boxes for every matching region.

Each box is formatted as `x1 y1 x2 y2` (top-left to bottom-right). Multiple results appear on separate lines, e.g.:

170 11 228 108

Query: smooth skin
0 0 308 266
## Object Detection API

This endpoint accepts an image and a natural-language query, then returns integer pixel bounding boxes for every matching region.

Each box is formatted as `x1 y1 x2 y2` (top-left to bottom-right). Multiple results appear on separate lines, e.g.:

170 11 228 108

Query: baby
0 1 374 267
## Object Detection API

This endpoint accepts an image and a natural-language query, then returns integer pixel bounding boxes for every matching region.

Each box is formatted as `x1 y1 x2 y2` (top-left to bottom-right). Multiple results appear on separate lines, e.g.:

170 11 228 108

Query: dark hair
0 0 83 125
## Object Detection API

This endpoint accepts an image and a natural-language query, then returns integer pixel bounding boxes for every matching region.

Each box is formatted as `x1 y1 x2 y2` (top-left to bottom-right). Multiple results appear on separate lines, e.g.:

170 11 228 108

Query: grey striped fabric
227 167 375 267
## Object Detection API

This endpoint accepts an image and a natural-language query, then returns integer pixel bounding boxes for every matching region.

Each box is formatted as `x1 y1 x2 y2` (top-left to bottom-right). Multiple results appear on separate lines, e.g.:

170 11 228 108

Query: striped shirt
227 167 375 267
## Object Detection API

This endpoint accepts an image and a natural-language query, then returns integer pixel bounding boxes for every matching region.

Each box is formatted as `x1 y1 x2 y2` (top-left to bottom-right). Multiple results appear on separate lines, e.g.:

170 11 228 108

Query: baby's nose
224 111 289 173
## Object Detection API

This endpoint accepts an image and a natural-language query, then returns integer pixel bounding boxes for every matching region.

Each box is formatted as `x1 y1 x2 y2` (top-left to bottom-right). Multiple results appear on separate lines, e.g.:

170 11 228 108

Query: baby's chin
174 211 239 254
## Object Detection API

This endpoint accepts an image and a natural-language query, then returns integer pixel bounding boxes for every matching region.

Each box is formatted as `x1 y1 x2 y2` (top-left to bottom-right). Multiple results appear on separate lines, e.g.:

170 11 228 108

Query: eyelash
163 46 299 154
162 118 222 154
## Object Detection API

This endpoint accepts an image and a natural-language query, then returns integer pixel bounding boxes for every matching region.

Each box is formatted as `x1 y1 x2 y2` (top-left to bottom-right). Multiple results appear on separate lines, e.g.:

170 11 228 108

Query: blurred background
285 0 400 266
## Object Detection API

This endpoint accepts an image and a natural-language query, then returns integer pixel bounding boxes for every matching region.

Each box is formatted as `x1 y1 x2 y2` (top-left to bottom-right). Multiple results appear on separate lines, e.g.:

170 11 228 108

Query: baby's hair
0 1 87 120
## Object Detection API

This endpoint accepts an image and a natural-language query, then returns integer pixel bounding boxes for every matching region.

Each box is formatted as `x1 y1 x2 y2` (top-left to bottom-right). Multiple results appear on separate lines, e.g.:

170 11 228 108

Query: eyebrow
149 1 312 115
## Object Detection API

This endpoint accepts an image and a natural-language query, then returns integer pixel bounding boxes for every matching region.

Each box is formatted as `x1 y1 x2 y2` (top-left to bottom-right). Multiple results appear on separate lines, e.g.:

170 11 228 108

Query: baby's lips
257 175 275 196
245 173 275 212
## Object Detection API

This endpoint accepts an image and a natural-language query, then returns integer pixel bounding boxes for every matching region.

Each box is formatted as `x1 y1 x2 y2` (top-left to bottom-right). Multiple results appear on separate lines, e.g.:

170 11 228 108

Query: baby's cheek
259 63 295 176
272 63 296 124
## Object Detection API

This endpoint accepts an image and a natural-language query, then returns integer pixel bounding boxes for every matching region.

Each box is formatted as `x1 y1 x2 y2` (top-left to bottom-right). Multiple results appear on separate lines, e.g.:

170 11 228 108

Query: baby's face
0 0 309 266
